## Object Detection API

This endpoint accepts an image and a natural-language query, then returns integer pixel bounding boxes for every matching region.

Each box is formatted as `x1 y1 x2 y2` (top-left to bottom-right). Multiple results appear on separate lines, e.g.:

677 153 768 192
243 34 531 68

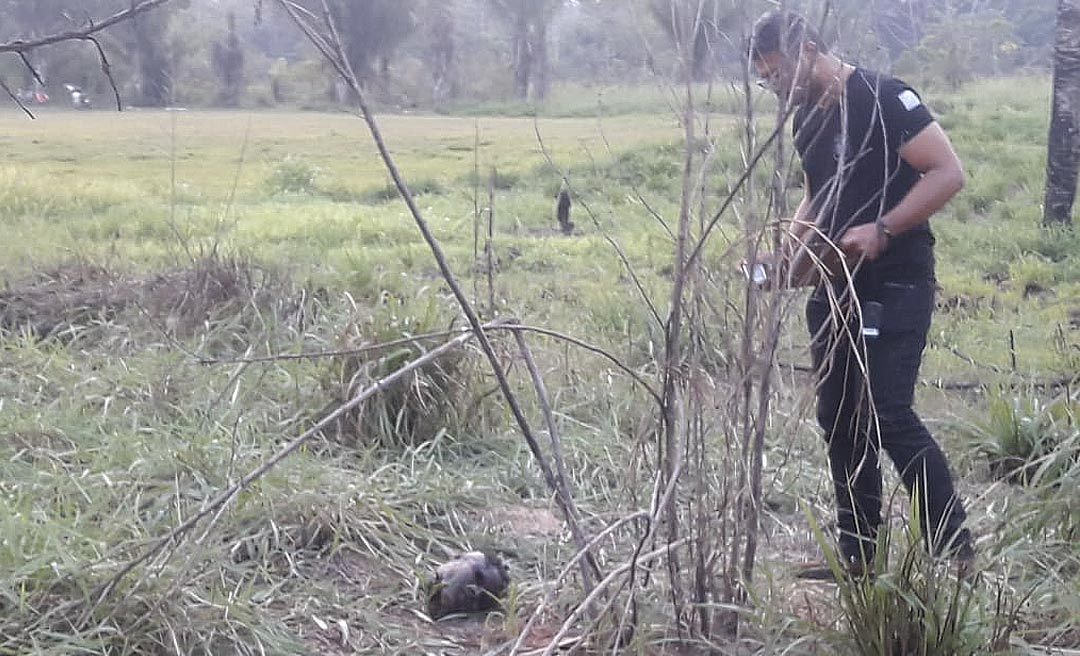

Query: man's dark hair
750 10 827 61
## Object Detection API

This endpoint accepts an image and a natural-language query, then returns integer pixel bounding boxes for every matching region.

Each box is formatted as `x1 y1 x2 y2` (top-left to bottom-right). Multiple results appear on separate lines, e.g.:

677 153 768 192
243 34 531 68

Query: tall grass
805 498 981 656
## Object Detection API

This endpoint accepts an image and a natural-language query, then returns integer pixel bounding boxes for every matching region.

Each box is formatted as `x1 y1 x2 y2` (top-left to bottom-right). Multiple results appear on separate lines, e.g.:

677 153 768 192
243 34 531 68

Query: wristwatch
876 219 894 247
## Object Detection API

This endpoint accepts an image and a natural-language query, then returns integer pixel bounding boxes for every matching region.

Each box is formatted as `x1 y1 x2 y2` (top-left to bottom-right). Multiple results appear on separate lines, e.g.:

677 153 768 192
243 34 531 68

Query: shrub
965 393 1078 486
321 298 486 448
266 156 319 195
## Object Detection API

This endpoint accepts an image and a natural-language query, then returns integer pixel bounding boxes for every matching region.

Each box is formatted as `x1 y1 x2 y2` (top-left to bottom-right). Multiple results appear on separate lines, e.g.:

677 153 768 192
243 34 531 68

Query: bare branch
499 323 662 405
0 77 34 119
195 327 466 365
85 36 122 111
0 0 172 54
17 52 43 85
682 115 791 277
196 321 662 405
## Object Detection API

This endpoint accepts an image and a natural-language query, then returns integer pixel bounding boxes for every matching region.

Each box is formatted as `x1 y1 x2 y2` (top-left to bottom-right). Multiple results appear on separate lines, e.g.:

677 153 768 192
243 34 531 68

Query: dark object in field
555 183 574 235
425 551 510 619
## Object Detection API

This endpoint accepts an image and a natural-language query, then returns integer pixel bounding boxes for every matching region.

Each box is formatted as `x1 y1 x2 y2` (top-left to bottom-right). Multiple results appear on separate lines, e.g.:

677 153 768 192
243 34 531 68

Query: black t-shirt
793 68 936 288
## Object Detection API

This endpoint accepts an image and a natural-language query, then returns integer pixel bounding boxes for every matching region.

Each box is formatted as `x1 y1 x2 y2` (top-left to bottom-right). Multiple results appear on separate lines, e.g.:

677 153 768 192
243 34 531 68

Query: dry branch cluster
0 256 300 340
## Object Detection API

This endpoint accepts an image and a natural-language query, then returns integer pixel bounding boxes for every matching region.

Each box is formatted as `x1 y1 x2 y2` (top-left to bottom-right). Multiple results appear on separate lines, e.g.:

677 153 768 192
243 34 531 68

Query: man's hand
839 222 888 261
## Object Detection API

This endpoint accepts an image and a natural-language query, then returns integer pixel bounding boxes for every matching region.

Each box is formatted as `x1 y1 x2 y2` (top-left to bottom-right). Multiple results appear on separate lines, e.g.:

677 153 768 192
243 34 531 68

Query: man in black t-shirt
750 10 974 576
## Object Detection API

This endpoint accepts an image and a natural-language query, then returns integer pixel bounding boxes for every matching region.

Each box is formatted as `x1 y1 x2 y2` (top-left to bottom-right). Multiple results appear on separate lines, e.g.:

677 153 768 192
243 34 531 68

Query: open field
0 75 1078 654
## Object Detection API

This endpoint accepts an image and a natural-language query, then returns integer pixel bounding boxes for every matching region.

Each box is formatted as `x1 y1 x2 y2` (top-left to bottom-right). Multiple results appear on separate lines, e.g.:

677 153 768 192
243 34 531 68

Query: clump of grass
143 252 310 340
266 155 320 195
805 498 981 656
318 296 490 448
598 142 683 195
0 262 128 339
964 393 1078 486
359 177 445 204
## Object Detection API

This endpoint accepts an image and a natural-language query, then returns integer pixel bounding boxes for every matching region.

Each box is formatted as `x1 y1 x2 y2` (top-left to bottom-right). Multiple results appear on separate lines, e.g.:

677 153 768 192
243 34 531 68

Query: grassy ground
0 74 1077 654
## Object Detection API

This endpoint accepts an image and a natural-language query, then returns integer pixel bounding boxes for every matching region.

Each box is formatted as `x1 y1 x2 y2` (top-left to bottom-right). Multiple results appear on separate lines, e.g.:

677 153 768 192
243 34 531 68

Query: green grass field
0 75 1077 654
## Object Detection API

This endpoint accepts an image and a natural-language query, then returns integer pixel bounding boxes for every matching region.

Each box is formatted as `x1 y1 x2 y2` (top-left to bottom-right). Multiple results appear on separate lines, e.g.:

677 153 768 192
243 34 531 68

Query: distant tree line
0 0 1058 109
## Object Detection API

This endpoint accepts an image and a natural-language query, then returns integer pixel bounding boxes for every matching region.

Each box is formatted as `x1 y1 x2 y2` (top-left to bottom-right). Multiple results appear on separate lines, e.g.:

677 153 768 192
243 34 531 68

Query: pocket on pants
876 280 934 335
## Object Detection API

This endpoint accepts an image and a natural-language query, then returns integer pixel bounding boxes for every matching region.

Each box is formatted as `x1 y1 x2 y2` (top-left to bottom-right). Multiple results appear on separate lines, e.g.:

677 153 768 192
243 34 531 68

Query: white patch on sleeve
898 89 922 111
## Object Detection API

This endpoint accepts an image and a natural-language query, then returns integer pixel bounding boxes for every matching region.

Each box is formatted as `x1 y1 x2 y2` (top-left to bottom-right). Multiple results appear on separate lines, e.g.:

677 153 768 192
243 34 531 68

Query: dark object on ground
555 183 574 235
425 551 510 619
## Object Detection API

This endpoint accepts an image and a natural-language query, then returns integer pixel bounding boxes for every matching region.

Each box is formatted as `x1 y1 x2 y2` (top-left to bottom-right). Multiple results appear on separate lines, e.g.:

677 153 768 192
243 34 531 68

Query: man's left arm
839 122 965 260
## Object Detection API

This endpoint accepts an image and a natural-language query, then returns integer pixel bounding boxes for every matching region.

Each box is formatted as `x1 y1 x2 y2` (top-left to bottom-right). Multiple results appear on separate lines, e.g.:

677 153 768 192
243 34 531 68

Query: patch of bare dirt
290 548 548 654
479 504 564 539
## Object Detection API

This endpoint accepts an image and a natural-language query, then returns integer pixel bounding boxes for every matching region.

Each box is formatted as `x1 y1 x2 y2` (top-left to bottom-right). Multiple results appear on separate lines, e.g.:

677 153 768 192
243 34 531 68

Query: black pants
807 278 969 562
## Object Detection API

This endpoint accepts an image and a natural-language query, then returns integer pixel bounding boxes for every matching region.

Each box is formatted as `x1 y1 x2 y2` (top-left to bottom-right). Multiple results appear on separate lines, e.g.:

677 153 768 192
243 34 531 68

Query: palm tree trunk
1044 0 1080 226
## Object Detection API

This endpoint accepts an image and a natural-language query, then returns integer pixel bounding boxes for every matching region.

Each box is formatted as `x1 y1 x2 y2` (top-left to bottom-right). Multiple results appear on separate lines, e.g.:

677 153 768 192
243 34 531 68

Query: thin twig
656 33 699 620
924 375 1079 391
488 168 497 315
682 112 793 276
17 52 43 85
595 116 676 241
509 510 651 656
498 323 662 404
199 321 661 404
513 329 573 501
0 77 34 119
84 36 122 110
473 119 482 306
939 342 1006 374
195 327 464 365
539 538 690 656
511 329 597 592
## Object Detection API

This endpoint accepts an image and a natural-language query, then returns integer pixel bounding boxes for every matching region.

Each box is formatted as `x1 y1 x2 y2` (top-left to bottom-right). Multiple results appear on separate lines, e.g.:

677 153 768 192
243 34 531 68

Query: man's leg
809 298 883 567
866 326 971 556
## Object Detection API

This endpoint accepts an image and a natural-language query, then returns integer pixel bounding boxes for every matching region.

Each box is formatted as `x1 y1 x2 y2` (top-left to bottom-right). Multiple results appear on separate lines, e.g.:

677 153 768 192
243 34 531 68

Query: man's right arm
778 178 825 287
